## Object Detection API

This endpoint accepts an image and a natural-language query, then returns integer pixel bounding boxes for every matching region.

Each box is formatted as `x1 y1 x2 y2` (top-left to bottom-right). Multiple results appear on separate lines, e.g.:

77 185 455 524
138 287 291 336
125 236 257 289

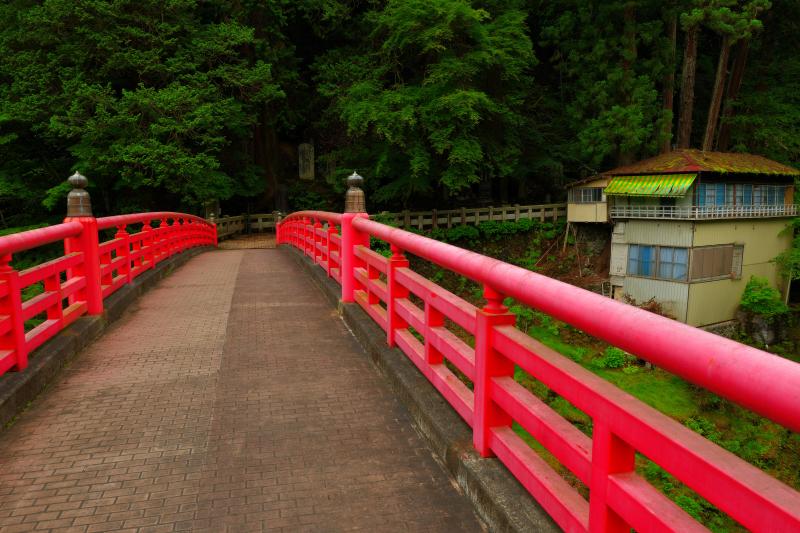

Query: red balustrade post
44 271 64 324
341 172 368 303
424 300 444 365
472 285 515 457
0 255 27 370
340 213 369 303
313 220 323 264
175 218 184 253
302 217 310 257
275 221 281 245
326 224 338 277
115 225 132 284
183 219 191 250
155 217 167 262
588 423 635 532
386 245 409 347
142 219 154 268
63 173 103 316
99 243 112 289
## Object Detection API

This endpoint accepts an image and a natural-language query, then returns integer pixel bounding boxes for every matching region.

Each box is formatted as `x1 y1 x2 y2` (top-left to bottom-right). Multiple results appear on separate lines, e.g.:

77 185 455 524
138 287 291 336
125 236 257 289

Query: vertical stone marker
299 142 315 180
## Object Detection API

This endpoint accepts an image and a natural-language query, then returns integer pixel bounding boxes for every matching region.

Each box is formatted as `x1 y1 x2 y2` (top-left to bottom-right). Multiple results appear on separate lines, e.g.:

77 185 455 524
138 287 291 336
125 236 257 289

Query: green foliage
316 0 537 203
775 217 800 280
0 1 287 214
540 1 671 167
287 183 329 212
739 275 789 318
592 346 632 369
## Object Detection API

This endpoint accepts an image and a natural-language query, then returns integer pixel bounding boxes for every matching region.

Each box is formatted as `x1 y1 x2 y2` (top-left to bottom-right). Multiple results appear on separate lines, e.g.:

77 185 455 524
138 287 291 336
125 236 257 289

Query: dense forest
0 0 798 224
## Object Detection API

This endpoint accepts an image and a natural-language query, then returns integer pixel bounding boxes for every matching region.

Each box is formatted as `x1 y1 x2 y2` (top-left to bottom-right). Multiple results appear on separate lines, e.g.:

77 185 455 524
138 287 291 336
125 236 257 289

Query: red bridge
0 175 798 532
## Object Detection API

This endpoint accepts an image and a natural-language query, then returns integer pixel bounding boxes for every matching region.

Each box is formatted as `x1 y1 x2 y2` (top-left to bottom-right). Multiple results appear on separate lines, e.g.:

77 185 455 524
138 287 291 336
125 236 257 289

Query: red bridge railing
277 209 800 533
0 175 216 378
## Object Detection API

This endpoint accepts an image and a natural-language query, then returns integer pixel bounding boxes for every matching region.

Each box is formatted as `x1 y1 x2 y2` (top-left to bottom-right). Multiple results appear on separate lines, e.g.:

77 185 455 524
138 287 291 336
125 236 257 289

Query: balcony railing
610 204 797 220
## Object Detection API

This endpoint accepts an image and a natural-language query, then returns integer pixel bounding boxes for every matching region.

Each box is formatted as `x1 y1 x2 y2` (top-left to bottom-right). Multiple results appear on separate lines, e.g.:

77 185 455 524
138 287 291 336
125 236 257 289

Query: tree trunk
660 14 677 153
676 24 699 148
716 39 750 151
617 2 638 165
702 35 732 151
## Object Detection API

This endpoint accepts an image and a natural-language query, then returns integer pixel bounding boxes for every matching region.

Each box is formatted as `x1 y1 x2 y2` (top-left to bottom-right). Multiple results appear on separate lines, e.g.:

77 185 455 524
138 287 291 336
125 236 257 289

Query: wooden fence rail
378 203 566 230
214 203 567 239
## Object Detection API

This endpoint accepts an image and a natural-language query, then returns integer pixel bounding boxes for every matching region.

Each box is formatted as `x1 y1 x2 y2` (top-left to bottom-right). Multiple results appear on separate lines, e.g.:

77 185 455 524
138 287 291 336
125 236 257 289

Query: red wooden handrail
96 211 212 230
0 222 83 256
277 210 800 533
0 211 216 378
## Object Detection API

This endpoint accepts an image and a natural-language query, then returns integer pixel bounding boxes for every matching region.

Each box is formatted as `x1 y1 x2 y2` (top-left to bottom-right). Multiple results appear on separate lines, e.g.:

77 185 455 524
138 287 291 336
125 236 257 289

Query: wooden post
588 422 635 532
461 207 467 226
473 285 516 456
0 255 26 371
403 210 410 229
514 204 520 222
432 208 438 230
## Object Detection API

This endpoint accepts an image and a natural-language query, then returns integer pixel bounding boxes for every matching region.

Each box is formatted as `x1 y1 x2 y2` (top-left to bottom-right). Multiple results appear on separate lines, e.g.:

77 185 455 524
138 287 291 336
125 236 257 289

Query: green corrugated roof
604 174 697 197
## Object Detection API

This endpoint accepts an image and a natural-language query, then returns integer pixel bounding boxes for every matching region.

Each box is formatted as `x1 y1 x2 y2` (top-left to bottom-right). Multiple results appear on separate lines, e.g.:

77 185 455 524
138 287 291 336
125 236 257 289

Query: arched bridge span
0 175 798 531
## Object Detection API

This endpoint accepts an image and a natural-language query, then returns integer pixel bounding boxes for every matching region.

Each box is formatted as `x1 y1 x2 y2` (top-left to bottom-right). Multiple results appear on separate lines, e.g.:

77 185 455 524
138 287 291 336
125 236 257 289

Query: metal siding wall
610 242 628 277
623 277 689 322
567 203 607 223
624 220 694 247
693 220 791 265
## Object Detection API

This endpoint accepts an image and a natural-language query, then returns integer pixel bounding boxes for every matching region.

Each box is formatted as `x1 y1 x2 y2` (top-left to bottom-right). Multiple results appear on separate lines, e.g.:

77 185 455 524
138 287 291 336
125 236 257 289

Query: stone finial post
345 171 366 213
66 172 92 217
340 171 369 303
63 172 103 315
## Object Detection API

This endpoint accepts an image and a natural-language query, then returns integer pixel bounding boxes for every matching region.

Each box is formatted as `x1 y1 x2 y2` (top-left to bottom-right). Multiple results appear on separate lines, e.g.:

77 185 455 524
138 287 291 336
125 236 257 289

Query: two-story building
566 149 798 327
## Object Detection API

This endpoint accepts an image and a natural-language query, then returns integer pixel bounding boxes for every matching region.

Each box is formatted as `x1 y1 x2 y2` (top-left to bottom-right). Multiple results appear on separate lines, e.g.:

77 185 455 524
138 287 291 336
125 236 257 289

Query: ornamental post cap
66 171 93 217
347 171 363 188
345 171 366 213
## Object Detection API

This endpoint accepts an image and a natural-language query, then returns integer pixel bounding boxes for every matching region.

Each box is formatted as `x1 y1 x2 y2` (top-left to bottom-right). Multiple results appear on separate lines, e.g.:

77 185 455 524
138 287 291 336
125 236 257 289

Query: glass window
628 244 639 275
743 184 753 205
696 183 706 206
571 187 603 203
673 248 689 280
736 184 753 205
715 183 726 206
704 184 716 206
725 184 734 205
628 244 656 277
753 185 763 205
629 244 688 281
658 246 689 281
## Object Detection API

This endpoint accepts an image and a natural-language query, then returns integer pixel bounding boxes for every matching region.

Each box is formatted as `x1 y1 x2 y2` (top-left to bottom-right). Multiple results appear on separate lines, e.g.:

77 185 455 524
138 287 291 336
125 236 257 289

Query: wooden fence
214 215 246 239
377 203 566 230
214 203 567 238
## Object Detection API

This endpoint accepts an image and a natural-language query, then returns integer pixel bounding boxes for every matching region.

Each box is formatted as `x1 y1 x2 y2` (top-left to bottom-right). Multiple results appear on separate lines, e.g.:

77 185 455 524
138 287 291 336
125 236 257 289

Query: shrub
444 224 480 245
592 346 630 369
739 276 789 318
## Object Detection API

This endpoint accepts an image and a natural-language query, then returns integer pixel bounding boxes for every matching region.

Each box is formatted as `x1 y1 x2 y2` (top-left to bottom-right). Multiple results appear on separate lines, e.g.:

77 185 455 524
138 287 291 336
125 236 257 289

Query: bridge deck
0 249 483 532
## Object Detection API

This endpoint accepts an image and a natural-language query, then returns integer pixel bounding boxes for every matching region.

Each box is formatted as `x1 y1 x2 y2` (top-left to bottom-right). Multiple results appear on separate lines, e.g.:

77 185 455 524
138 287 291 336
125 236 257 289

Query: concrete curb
0 247 212 431
285 246 559 533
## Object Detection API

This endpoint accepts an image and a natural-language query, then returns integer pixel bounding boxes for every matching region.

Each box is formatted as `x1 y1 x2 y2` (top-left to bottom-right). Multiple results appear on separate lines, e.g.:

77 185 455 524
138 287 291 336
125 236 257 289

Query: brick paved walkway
0 250 483 532
218 234 275 250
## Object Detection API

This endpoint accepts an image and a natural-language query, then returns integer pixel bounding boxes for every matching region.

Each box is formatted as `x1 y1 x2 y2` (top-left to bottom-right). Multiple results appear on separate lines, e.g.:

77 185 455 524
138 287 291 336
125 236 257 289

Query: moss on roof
603 149 800 176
